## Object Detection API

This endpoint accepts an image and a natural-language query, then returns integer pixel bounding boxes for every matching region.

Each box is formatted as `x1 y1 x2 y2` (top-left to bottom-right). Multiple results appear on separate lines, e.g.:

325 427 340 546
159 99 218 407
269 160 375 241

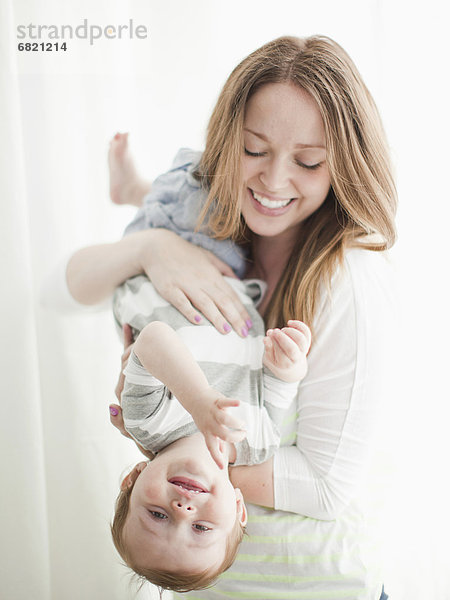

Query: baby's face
123 433 246 574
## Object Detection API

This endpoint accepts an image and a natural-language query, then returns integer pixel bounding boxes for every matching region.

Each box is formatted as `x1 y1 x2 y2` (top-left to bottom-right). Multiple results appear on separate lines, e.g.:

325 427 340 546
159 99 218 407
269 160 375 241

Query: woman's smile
248 187 296 214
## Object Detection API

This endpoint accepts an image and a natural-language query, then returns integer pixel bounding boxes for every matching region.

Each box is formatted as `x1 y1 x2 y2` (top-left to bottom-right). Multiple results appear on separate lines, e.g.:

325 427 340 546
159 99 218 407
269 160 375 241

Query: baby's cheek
140 477 162 500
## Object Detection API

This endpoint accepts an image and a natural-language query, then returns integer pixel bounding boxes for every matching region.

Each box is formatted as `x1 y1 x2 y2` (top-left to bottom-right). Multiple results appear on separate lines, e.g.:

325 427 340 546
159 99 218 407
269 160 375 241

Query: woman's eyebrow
244 127 325 149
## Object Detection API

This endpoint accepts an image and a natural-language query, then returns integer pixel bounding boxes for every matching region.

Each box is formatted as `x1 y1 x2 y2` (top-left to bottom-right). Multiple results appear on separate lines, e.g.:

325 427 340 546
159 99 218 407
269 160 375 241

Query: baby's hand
192 392 246 469
263 320 312 383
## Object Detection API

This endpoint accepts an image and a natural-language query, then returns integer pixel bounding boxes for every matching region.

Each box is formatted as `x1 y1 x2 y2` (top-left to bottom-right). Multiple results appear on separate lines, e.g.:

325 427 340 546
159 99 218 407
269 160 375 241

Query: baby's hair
111 464 246 592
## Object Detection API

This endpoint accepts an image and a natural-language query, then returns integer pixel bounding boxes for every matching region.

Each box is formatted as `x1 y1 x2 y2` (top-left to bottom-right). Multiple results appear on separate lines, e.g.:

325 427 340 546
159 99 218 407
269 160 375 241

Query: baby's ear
234 488 248 527
120 461 147 491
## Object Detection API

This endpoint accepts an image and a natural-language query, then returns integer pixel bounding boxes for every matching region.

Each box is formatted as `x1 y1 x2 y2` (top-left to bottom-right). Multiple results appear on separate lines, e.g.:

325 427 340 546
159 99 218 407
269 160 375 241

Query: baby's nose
171 498 196 513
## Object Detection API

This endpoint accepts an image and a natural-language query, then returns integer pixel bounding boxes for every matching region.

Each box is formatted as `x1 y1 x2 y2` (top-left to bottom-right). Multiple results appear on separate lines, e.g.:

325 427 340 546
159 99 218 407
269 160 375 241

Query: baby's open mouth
168 477 209 493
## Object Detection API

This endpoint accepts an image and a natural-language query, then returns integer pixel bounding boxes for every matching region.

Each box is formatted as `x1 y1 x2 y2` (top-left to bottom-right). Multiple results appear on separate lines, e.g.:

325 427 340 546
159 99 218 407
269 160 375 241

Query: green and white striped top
174 248 395 600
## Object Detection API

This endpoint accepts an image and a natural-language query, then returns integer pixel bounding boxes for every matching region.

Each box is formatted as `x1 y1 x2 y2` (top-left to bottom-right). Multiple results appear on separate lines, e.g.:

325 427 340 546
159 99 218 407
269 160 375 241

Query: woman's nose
259 157 289 191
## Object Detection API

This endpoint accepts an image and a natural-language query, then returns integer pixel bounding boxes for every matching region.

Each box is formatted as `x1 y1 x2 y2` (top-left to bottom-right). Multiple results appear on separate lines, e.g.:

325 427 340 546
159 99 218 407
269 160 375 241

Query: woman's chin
241 210 298 240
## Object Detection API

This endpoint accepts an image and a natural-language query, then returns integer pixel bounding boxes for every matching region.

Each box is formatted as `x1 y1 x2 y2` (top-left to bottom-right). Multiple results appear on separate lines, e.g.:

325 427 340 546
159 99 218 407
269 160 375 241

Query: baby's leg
108 132 151 206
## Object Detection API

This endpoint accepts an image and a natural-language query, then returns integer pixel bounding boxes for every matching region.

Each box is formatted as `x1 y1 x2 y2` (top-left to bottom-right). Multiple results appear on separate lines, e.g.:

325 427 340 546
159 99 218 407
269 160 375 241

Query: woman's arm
271 250 397 520
66 229 251 335
66 230 147 305
229 459 274 508
229 252 394 518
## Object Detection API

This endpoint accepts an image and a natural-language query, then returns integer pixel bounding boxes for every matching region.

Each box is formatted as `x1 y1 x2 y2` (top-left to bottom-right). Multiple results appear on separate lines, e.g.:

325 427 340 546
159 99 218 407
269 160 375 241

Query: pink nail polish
241 327 248 337
246 319 253 329
194 314 202 323
109 406 118 416
223 322 232 333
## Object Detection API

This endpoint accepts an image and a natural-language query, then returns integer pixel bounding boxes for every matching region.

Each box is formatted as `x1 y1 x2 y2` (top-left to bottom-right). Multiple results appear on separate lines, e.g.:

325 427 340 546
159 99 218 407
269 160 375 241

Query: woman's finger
122 323 134 347
162 285 205 325
109 404 130 438
110 404 155 460
116 326 135 402
209 282 253 336
184 288 234 334
185 283 252 337
182 284 248 337
114 371 126 402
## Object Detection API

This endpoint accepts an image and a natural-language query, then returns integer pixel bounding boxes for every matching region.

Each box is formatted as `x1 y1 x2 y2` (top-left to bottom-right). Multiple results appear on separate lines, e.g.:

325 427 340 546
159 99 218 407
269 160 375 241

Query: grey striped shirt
113 275 298 465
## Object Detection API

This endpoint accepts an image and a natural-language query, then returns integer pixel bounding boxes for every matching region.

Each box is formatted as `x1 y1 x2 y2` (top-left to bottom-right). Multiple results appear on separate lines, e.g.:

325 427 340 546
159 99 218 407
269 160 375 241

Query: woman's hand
113 323 134 406
139 229 252 337
66 228 252 336
109 324 154 460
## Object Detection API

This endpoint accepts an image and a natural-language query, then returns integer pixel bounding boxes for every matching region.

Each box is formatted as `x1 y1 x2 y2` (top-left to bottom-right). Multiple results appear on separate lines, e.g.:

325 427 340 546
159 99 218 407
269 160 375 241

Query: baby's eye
149 511 167 520
193 523 212 532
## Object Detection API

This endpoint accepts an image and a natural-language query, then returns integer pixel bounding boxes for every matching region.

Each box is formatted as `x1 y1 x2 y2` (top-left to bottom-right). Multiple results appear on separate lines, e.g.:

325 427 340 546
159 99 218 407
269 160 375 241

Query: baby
103 133 311 590
110 273 311 592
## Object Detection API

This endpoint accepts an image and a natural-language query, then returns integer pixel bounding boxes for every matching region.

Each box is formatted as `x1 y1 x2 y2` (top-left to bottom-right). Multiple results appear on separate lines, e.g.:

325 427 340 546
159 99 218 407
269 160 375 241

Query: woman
68 36 395 599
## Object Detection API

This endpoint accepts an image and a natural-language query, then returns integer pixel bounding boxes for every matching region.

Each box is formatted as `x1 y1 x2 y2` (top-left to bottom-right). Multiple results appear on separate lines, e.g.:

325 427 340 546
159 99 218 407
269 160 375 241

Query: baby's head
111 435 247 592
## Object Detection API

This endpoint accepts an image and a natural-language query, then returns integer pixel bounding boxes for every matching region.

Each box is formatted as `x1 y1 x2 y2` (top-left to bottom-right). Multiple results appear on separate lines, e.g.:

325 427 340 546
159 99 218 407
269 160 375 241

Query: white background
1 1 449 599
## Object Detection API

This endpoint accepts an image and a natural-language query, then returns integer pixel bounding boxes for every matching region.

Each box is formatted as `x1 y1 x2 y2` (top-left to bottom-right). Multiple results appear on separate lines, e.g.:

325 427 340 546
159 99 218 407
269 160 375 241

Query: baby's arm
263 320 311 383
133 321 246 468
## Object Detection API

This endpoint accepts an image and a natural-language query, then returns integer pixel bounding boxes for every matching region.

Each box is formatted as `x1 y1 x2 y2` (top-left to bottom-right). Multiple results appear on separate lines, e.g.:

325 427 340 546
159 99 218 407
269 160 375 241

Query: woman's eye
193 524 211 532
244 148 265 157
296 160 321 171
149 511 167 520
244 146 321 170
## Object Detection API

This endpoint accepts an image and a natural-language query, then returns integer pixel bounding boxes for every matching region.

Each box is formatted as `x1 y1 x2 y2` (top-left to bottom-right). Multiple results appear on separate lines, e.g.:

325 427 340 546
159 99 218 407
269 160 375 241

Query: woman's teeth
252 190 292 208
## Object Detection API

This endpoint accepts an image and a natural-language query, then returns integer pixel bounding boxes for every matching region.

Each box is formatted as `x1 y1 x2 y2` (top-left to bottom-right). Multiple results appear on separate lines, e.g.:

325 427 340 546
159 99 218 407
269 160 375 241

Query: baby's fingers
217 415 247 438
204 433 226 469
286 320 312 353
215 397 240 410
267 328 301 362
280 327 310 355
214 404 245 432
217 426 247 444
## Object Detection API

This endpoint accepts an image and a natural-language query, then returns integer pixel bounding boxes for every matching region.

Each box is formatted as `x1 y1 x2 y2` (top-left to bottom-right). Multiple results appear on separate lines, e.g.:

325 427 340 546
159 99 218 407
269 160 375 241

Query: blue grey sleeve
123 148 247 278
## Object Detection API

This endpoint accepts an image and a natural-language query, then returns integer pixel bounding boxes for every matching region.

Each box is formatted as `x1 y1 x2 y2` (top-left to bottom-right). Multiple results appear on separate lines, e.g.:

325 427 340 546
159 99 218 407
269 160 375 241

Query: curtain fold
0 1 50 597
1 1 153 598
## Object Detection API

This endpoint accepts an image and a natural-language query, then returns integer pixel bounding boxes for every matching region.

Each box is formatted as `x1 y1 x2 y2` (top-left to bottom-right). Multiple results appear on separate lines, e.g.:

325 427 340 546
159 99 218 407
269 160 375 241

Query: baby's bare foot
108 133 151 207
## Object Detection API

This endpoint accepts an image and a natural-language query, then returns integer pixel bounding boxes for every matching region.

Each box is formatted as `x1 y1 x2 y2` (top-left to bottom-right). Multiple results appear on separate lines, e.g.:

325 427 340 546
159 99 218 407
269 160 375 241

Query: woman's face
241 82 331 243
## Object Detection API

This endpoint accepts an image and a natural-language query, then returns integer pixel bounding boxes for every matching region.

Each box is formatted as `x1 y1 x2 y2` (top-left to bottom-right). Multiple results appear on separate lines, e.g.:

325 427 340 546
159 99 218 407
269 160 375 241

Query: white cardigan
274 248 396 519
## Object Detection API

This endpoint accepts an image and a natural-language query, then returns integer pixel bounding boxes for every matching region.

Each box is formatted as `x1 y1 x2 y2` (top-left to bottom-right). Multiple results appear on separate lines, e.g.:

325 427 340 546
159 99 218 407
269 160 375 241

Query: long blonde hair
196 35 397 329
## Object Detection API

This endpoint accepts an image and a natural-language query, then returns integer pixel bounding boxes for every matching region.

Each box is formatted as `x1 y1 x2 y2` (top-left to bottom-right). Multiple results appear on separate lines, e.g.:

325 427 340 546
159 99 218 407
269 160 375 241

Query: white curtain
1 1 449 599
